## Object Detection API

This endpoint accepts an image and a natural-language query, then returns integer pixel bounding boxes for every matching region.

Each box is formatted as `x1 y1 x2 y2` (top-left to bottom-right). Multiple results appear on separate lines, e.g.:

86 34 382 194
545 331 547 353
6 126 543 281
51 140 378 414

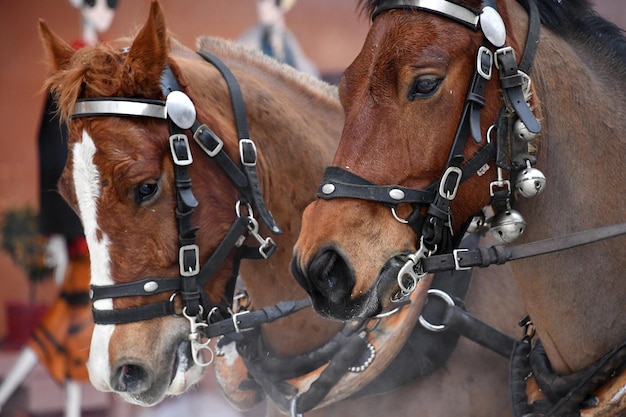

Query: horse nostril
307 249 354 304
112 362 152 394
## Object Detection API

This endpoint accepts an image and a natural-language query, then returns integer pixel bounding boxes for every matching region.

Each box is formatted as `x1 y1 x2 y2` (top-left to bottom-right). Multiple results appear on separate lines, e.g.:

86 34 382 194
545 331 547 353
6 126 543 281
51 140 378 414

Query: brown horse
293 0 626 415
39 1 527 416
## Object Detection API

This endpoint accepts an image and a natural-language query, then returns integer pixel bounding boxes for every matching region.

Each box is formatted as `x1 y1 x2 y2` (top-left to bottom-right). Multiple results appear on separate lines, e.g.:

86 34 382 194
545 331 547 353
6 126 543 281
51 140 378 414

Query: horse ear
126 0 169 87
38 19 76 70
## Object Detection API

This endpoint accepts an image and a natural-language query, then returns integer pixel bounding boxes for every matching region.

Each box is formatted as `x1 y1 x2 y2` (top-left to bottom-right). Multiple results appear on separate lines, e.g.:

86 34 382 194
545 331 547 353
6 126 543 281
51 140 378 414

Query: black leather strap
197 50 282 234
422 222 626 273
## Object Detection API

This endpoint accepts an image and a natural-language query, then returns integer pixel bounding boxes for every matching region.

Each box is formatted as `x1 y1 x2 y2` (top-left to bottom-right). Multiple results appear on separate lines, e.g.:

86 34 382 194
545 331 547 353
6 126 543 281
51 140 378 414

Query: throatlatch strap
197 50 282 235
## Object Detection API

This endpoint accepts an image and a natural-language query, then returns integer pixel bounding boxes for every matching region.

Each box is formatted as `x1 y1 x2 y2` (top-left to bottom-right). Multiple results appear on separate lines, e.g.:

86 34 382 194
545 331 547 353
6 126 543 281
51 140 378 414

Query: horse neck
505 0 626 373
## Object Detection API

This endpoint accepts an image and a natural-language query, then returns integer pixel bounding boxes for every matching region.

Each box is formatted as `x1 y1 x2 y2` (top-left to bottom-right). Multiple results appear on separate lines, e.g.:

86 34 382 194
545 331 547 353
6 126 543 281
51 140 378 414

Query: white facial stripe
73 129 114 391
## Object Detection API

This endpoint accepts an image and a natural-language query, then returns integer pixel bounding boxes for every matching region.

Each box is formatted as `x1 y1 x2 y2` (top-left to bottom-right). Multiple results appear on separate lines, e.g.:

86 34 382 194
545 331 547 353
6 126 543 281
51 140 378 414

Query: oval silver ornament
321 183 335 195
480 7 506 47
389 189 405 200
166 91 196 129
143 281 159 293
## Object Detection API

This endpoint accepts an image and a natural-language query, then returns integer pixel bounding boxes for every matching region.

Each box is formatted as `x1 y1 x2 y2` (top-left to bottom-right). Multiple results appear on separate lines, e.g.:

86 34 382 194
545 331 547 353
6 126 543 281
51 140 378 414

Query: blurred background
0 1 623 416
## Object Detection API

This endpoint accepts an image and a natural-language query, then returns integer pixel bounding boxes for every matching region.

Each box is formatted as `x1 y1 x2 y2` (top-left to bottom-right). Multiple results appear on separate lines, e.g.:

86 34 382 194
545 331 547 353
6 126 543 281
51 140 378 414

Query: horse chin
370 255 412 315
167 341 205 396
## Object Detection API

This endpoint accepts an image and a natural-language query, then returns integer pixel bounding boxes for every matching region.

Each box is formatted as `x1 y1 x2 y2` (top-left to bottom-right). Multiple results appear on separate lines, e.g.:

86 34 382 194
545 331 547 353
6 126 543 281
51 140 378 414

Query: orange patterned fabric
27 255 92 384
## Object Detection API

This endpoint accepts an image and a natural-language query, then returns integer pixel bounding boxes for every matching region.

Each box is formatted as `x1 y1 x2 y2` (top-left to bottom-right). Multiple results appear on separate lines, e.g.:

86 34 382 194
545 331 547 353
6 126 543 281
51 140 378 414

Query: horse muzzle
292 247 409 321
88 322 205 406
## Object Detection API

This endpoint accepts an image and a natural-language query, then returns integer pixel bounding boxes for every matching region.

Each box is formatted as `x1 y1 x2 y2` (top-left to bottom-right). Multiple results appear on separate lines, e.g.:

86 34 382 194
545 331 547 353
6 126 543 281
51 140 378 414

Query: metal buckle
239 139 257 166
170 134 193 166
232 310 251 333
179 244 200 276
476 46 493 80
453 248 471 271
494 46 515 70
439 166 463 200
193 124 224 157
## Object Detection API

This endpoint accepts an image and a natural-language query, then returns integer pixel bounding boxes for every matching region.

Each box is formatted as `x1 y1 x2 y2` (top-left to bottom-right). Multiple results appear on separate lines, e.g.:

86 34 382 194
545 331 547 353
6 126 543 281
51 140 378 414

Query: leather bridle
71 51 288 343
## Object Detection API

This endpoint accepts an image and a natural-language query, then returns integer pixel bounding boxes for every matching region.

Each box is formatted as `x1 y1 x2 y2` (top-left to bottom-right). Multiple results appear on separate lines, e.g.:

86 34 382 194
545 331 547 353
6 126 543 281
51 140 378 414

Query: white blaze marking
73 130 115 391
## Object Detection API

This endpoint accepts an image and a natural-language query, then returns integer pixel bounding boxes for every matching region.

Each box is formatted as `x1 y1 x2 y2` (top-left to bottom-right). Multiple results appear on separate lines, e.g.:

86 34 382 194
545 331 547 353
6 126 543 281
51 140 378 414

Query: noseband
71 52 284 339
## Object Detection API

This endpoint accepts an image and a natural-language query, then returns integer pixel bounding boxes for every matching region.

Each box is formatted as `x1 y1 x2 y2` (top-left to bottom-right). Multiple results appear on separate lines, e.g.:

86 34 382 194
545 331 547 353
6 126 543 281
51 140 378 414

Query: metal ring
391 207 409 224
418 289 455 332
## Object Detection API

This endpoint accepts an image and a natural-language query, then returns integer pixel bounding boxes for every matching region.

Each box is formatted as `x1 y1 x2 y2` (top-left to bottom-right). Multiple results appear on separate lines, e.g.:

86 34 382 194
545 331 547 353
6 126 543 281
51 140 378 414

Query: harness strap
421 222 626 273
197 50 282 235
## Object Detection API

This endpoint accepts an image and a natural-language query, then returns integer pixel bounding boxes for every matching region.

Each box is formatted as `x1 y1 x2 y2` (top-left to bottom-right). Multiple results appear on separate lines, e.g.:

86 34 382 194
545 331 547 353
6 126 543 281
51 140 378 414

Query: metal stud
321 183 335 195
143 281 159 293
389 188 405 200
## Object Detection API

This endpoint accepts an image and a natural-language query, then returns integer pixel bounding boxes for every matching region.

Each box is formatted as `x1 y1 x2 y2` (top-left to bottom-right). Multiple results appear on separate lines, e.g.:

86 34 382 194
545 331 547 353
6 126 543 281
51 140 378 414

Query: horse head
40 0 343 406
292 0 535 320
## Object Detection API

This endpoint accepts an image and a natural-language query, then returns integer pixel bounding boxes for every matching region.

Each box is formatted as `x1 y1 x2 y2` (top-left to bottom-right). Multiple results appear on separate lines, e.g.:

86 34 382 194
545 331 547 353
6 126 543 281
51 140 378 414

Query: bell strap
422 222 626 273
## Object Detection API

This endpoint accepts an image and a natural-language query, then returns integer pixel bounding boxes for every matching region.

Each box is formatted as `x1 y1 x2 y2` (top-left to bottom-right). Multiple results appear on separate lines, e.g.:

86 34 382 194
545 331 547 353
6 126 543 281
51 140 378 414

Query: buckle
494 46 515 70
239 139 257 166
170 134 193 166
439 166 463 200
232 310 251 333
453 248 471 271
179 244 200 276
193 124 224 157
476 46 493 80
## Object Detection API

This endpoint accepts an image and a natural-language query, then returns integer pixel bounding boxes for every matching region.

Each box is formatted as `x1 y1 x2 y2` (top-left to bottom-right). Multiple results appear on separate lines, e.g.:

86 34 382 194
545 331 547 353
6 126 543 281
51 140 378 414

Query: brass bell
490 209 526 243
513 118 539 142
515 164 546 198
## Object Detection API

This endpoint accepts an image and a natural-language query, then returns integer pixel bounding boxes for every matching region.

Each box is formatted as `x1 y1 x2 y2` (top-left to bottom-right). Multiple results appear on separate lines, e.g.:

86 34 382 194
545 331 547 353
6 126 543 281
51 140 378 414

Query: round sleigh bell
490 209 526 243
516 166 546 198
513 118 539 142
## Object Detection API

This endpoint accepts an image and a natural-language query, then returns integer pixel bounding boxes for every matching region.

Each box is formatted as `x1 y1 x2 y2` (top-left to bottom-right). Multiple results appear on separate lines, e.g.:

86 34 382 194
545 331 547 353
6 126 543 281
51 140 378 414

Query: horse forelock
46 41 165 123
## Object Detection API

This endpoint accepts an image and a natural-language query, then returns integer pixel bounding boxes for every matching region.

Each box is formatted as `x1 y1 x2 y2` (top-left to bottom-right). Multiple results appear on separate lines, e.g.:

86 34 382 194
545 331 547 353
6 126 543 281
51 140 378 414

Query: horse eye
408 76 442 100
135 182 158 204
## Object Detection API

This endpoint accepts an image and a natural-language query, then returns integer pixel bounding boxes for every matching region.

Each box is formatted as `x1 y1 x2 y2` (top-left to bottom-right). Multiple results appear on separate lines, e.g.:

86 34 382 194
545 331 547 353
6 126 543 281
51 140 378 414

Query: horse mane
358 0 626 65
536 0 626 65
195 36 338 101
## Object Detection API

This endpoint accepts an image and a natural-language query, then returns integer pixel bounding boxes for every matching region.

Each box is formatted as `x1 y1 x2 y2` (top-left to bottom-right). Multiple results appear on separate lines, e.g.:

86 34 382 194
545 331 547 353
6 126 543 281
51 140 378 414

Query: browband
72 97 167 119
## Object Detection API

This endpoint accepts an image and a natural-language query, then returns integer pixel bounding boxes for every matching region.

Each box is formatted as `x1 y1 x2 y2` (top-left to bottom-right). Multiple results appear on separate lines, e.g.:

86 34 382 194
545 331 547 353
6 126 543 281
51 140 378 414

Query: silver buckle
179 244 200 276
452 248 471 271
476 46 493 80
193 124 224 157
439 166 463 200
170 134 193 166
239 139 257 166
232 310 251 333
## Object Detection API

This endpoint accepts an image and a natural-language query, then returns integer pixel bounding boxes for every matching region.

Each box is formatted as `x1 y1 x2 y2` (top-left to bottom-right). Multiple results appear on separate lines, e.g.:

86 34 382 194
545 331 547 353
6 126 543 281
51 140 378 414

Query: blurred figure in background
238 0 320 77
0 2 117 417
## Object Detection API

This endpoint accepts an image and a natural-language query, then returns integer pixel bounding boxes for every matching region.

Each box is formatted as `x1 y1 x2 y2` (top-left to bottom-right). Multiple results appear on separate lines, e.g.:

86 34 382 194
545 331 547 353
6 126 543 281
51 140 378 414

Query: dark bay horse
39 1 526 416
293 0 626 415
